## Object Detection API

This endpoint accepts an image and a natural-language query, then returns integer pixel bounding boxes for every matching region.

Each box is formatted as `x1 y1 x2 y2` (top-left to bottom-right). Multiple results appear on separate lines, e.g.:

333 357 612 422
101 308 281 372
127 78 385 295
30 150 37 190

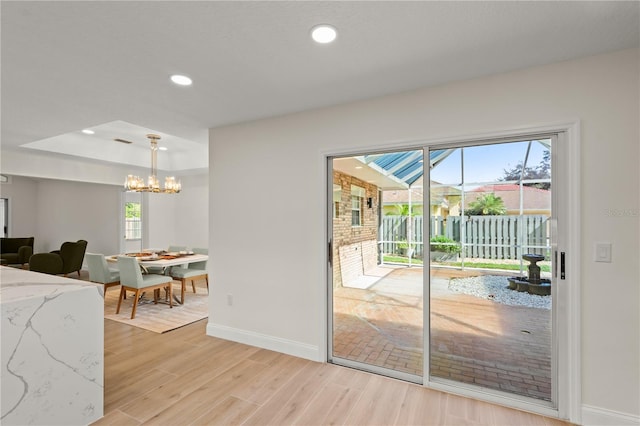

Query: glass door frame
424 135 558 410
324 120 581 422
326 148 425 384
421 124 580 421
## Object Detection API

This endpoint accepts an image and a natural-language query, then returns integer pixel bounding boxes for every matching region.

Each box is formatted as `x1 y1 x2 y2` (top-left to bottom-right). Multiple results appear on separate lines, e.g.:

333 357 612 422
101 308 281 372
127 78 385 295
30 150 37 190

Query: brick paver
332 267 551 401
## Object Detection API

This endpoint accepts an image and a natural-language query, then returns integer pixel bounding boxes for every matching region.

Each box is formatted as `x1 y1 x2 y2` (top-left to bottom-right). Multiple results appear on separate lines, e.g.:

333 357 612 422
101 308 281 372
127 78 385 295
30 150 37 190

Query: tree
501 149 550 189
386 203 415 216
466 193 506 215
125 202 141 219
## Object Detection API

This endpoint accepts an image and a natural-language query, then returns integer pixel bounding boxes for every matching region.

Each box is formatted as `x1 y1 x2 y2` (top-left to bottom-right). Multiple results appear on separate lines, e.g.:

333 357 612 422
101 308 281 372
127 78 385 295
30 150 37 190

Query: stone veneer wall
332 170 379 287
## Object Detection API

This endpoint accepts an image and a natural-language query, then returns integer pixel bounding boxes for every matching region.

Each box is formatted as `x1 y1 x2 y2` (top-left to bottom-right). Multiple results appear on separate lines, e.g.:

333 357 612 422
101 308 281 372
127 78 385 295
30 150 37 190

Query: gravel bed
448 275 551 309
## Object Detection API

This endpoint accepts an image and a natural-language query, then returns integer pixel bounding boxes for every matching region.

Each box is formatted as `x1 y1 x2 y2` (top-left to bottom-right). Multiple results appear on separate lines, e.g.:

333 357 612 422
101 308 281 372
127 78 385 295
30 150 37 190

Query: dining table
107 252 208 304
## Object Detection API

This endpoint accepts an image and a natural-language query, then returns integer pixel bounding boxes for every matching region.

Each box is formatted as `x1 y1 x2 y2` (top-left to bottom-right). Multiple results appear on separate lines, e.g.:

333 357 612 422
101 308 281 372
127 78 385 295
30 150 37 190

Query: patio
332 266 552 401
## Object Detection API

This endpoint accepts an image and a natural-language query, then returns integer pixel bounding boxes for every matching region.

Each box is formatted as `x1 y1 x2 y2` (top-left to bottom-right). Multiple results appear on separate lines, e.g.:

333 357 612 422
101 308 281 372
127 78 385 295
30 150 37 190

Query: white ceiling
2 1 638 172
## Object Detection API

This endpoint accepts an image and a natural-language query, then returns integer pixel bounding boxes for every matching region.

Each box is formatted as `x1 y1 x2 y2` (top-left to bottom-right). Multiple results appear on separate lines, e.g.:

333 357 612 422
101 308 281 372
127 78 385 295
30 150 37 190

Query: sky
429 139 550 185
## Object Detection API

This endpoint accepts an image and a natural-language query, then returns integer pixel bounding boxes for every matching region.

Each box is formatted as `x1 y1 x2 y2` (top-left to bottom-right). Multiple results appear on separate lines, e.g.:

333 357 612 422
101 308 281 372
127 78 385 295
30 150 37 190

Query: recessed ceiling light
311 24 337 44
81 129 95 135
170 74 193 86
355 166 363 169
159 146 168 151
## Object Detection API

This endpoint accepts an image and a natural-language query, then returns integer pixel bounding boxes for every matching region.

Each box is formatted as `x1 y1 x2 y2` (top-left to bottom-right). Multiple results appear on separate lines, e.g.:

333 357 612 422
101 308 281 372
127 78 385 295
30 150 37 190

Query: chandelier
124 134 182 193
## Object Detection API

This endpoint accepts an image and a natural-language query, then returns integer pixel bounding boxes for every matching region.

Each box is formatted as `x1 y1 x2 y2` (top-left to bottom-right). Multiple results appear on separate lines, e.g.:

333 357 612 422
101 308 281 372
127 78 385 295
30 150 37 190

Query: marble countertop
1 265 104 425
0 266 102 303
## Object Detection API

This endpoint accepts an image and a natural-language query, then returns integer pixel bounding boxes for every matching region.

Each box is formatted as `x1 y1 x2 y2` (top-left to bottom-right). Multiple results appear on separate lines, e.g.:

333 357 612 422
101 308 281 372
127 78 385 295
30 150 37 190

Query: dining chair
86 253 122 298
116 255 173 319
169 247 208 304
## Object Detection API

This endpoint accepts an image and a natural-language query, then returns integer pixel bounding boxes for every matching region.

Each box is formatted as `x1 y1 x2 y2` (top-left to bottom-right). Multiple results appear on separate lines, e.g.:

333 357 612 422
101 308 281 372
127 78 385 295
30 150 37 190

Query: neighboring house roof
465 184 550 211
382 189 425 205
382 181 461 206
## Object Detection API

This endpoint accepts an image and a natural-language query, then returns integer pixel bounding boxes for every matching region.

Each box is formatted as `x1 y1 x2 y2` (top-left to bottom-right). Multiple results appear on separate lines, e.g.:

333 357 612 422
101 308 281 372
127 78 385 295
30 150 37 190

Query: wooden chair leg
116 287 126 314
192 279 197 293
205 276 209 293
168 284 173 308
181 279 186 304
131 289 141 319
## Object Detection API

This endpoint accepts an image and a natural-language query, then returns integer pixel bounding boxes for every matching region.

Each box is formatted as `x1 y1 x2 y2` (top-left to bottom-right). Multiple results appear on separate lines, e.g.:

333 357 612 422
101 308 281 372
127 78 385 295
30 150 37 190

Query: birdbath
522 254 545 284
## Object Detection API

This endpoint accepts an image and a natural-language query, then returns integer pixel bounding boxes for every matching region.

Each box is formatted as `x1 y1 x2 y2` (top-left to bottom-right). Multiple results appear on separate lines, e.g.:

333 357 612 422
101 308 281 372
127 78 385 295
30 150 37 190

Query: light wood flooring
95 318 571 426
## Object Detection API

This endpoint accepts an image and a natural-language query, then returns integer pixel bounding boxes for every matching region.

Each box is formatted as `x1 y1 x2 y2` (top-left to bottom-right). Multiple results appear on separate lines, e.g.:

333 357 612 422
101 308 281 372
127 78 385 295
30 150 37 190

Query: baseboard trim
206 322 321 362
582 404 640 426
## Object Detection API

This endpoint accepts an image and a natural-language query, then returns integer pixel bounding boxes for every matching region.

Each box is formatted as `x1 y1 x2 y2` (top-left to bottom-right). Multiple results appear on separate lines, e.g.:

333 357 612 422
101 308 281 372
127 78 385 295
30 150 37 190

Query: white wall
0 176 38 240
146 192 177 250
144 174 208 250
208 48 639 422
35 180 121 254
170 174 209 250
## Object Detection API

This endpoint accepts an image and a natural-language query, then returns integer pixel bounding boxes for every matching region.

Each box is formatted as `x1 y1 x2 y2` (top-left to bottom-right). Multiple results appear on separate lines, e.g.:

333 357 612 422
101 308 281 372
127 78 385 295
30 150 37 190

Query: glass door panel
429 139 554 403
329 149 424 382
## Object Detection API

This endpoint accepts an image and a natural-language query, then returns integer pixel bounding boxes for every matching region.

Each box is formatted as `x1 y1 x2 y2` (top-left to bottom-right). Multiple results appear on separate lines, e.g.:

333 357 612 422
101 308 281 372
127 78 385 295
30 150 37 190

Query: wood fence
381 215 549 260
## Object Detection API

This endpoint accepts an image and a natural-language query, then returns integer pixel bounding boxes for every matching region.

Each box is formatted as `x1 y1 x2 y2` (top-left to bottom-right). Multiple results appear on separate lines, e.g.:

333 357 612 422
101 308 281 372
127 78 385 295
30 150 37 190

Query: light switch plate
595 242 612 263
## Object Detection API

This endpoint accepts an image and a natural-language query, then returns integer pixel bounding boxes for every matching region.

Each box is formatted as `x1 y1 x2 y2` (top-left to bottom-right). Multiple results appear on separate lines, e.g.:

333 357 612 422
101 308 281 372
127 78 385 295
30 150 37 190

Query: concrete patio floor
332 266 552 402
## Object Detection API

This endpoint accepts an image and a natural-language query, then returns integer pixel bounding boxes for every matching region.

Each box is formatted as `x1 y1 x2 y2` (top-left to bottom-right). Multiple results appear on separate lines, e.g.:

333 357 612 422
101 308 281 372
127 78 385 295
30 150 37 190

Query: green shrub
430 236 461 253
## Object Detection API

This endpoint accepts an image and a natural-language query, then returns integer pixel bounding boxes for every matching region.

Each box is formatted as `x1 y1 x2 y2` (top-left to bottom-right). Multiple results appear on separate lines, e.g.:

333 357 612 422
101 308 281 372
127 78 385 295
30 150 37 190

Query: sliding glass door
428 138 555 404
328 149 424 382
327 134 565 413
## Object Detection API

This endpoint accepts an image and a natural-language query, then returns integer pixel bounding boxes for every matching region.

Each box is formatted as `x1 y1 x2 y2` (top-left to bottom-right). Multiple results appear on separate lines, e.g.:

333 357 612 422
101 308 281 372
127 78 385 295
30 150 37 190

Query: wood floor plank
104 368 177 414
189 396 259 426
98 319 572 426
344 374 410 426
119 346 259 422
330 364 373 391
260 363 339 425
292 382 362 426
395 384 449 425
230 352 311 405
152 335 232 375
242 361 330 426
247 347 285 365
92 409 141 426
143 359 267 425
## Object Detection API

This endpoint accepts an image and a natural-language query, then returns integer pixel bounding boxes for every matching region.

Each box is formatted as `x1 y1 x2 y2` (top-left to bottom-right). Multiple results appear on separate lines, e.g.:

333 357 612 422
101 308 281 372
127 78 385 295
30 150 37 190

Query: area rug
103 282 209 333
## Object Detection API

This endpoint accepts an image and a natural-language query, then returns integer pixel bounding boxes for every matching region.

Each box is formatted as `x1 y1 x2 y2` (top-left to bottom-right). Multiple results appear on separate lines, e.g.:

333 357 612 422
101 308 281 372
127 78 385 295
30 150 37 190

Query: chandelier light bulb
124 135 182 194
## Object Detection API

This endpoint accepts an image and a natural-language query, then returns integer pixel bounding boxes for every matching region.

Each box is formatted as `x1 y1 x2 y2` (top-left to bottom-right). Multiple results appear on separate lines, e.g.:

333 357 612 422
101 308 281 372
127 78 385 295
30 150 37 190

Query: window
125 202 142 240
351 185 365 226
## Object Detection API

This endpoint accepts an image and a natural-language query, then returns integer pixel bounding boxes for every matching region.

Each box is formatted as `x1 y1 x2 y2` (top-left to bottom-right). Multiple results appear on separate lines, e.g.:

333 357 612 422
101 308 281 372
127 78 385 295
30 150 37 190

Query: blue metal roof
362 149 453 187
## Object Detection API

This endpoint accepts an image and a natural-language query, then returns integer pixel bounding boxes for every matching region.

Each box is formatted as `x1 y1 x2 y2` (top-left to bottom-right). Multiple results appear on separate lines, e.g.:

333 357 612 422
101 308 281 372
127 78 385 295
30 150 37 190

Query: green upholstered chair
86 253 121 297
29 240 87 277
170 247 208 304
116 255 173 319
0 237 34 267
